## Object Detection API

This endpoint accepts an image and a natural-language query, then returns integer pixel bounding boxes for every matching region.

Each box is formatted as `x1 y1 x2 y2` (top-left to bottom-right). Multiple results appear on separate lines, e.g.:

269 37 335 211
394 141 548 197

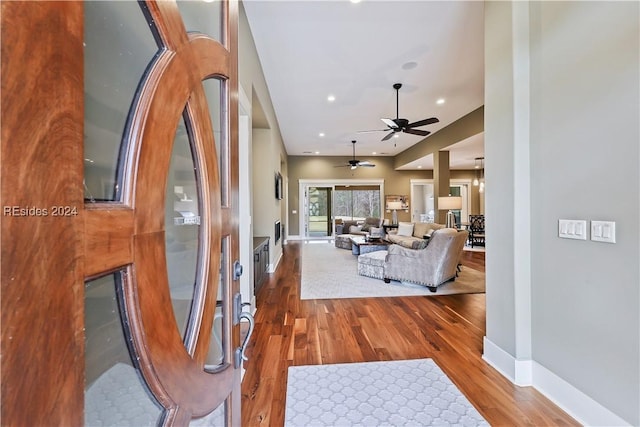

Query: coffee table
349 236 389 255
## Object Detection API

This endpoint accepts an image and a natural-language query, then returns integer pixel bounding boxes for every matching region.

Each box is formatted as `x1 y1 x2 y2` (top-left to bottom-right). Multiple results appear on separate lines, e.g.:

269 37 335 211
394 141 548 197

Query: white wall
484 0 518 358
484 2 639 425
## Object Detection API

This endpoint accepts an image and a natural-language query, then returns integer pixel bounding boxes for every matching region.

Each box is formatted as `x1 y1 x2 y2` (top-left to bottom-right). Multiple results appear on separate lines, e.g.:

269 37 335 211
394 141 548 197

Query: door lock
233 260 243 281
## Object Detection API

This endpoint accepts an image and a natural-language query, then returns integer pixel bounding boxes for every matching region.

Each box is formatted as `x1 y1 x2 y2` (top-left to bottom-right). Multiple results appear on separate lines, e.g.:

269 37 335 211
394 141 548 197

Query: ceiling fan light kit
358 83 440 142
335 140 375 170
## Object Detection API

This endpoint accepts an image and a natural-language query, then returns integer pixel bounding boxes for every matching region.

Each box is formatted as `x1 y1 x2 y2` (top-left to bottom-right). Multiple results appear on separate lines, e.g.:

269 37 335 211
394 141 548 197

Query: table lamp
387 201 403 225
438 196 462 228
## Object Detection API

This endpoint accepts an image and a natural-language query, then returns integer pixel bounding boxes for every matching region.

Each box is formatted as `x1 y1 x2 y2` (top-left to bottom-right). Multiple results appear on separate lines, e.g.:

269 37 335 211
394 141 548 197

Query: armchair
383 228 469 292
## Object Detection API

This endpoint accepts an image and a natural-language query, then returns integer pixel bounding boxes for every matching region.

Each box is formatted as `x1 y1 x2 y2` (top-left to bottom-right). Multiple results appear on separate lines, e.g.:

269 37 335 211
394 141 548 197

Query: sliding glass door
299 180 384 239
305 186 333 237
334 186 381 223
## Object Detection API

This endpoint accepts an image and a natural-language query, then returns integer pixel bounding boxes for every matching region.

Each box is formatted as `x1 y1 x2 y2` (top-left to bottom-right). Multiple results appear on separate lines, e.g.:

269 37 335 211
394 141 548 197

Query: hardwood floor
241 242 578 426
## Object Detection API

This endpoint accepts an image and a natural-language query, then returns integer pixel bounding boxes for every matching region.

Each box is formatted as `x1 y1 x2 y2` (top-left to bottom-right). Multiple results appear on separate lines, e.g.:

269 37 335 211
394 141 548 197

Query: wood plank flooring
241 242 578 426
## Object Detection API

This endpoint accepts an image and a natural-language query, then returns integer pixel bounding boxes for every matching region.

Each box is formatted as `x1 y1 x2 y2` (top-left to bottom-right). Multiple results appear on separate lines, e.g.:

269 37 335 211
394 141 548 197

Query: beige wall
287 155 480 235
239 3 287 268
394 107 483 168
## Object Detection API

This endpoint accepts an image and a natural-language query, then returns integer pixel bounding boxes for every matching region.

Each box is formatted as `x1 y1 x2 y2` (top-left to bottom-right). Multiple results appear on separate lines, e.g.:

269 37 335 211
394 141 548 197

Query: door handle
239 309 254 362
234 303 255 368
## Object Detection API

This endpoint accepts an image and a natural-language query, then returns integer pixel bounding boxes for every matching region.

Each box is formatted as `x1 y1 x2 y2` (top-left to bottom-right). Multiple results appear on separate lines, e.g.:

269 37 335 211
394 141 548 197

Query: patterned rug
300 242 485 300
284 358 489 426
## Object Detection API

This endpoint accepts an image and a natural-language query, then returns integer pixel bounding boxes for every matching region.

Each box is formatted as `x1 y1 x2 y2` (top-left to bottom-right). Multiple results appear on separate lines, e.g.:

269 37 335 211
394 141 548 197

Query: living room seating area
382 228 469 292
335 217 383 236
333 220 469 292
385 221 445 249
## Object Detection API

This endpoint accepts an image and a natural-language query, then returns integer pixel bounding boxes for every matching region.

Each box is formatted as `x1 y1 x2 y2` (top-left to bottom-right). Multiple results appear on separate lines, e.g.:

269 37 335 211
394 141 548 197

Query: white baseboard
268 251 282 273
483 337 631 426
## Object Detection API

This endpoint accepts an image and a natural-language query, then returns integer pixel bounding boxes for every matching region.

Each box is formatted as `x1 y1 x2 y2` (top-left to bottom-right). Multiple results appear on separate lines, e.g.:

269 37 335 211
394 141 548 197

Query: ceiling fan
335 140 375 170
359 83 439 142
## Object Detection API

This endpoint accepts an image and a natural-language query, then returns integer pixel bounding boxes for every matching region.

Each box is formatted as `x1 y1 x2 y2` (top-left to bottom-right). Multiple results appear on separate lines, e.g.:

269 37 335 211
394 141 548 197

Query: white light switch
559 219 587 240
591 220 615 243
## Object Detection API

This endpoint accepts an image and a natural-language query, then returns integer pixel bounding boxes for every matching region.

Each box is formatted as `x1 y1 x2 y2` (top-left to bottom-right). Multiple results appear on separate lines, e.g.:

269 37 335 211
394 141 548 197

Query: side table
383 224 398 234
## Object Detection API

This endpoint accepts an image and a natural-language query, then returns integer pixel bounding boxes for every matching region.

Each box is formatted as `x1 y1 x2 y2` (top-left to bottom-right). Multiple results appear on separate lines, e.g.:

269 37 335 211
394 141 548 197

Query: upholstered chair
383 228 469 292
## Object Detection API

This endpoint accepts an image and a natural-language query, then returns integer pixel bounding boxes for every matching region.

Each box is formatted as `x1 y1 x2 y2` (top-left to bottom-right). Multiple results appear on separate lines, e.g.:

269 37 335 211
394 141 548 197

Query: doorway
410 179 471 226
298 179 384 239
306 186 333 237
410 179 435 223
449 180 471 227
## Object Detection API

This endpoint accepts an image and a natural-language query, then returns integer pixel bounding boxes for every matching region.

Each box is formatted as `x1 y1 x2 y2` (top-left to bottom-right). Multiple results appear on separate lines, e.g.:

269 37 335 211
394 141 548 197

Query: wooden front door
1 1 241 425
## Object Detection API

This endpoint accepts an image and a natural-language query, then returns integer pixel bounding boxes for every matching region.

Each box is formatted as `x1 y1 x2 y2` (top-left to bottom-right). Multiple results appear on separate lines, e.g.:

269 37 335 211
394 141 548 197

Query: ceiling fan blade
381 131 395 141
405 117 439 128
358 161 373 166
356 129 388 133
403 128 431 137
359 163 376 168
381 118 398 129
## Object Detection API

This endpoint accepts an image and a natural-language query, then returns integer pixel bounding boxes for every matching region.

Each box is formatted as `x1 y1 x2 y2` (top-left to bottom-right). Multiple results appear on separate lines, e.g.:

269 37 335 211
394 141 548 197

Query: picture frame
275 172 283 200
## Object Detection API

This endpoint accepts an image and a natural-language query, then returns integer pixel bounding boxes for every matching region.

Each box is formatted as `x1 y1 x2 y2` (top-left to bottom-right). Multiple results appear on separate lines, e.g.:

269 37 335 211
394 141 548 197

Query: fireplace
275 220 281 244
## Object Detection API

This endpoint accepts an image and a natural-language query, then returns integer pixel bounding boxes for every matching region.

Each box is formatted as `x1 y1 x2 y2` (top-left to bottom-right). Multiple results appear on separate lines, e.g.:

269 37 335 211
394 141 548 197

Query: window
334 186 380 221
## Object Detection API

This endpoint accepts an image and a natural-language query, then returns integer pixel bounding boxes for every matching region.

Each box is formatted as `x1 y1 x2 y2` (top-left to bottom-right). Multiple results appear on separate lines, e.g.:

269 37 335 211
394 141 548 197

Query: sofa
386 222 445 249
335 217 385 250
335 217 383 236
382 228 469 292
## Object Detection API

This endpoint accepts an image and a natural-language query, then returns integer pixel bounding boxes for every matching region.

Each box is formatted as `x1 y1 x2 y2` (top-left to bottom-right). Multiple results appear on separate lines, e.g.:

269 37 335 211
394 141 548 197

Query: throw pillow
396 222 414 237
369 227 384 238
412 222 431 238
360 224 370 232
349 225 363 234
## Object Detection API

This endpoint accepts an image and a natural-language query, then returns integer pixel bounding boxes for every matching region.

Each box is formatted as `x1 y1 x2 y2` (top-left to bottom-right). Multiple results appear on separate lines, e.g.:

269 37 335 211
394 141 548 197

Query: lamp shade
387 201 403 210
438 196 462 210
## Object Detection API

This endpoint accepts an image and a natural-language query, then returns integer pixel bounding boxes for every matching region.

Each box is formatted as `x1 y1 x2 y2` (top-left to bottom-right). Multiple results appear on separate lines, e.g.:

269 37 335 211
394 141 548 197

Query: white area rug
284 358 489 426
300 242 484 300
86 363 224 426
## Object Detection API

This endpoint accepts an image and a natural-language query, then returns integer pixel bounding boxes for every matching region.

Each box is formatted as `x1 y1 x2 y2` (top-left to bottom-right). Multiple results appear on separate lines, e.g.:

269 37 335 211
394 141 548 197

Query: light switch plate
591 220 616 243
558 219 587 240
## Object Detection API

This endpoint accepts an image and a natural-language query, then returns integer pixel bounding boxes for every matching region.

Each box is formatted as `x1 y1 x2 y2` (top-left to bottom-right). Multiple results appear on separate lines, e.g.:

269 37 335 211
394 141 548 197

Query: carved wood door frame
1 1 241 425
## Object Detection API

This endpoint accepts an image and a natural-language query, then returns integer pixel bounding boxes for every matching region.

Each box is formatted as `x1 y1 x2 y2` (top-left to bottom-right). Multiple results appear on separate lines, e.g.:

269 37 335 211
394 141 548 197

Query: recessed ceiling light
315 151 320 155
327 94 336 102
402 61 418 70
436 98 446 105
350 0 361 3
318 132 325 137
372 151 377 155
393 134 399 138
417 165 423 169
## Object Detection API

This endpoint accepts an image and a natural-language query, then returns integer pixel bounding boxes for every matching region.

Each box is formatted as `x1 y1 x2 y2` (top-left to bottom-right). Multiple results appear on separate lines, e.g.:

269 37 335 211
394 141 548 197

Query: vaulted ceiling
243 0 485 170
